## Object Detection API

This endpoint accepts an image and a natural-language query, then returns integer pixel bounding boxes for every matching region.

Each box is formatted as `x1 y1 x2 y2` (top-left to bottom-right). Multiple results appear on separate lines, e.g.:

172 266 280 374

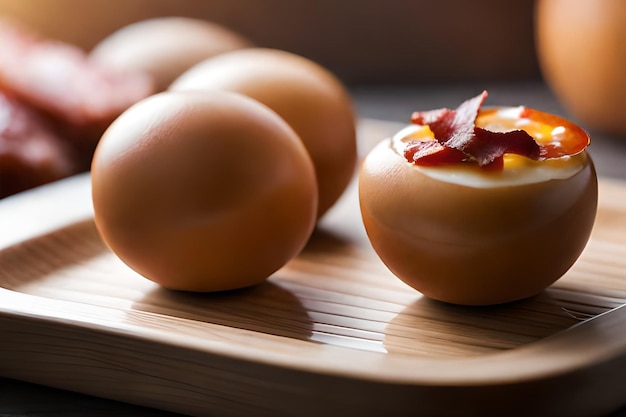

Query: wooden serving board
0 119 625 417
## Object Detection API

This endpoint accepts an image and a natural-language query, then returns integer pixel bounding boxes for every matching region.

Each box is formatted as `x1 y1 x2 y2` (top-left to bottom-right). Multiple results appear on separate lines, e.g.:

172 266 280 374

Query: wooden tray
1 119 625 417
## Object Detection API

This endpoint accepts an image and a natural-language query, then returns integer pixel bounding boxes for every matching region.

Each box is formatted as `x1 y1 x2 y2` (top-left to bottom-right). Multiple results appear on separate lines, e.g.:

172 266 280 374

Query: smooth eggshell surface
169 48 357 219
91 91 318 292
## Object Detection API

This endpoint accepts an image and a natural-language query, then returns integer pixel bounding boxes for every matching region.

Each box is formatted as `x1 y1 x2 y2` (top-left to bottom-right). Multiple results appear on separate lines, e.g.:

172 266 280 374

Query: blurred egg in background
536 0 626 135
89 17 252 92
169 48 358 219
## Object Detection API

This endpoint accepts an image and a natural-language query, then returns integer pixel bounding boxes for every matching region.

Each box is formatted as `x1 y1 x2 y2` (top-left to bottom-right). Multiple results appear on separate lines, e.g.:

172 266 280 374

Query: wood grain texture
0 119 625 417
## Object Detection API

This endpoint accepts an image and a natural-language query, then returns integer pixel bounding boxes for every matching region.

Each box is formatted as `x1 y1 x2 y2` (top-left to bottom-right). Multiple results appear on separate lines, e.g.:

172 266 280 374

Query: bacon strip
405 91 541 169
404 140 466 166
465 127 540 166
0 19 154 128
0 19 156 173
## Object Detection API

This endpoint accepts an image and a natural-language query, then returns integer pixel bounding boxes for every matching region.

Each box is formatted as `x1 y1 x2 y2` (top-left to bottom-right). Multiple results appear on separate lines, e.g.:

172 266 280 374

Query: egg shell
89 17 251 91
169 48 357 219
359 138 598 306
91 90 318 292
536 0 626 134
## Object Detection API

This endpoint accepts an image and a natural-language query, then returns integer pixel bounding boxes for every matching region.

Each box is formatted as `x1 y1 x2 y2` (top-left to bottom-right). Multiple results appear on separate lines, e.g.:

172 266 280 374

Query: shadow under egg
132 280 314 341
383 292 581 358
303 226 356 255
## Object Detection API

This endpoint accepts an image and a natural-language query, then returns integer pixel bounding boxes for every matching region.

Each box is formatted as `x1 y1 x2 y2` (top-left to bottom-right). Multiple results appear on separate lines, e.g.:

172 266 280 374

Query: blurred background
3 0 626 176
0 0 540 85
4 0 623 132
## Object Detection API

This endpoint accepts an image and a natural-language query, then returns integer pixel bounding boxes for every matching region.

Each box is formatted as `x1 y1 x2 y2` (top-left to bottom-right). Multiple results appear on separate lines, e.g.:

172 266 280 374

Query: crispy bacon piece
0 91 77 198
416 91 488 152
404 140 466 166
411 107 453 126
464 127 541 166
406 91 541 169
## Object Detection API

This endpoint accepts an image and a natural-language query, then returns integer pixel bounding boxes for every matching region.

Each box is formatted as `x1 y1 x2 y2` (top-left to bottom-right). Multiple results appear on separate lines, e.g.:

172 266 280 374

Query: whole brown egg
536 0 626 134
91 90 318 292
89 17 252 91
169 48 357 219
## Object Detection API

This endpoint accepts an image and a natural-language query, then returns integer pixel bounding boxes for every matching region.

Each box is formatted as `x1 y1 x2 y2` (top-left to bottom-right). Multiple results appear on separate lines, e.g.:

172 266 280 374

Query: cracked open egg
358 91 598 306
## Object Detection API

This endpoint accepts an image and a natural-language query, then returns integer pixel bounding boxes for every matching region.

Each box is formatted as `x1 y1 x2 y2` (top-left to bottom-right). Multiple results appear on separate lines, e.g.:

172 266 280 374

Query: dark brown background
0 0 539 84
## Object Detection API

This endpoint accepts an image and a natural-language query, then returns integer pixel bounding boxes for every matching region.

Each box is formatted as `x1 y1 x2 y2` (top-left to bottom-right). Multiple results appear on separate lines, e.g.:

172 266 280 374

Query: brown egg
91 90 318 292
359 106 598 306
169 48 357 219
89 17 251 91
536 0 626 134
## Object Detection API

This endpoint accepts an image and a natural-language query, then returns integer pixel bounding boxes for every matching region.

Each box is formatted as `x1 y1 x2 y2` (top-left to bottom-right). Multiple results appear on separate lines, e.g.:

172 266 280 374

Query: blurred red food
0 18 155 197
0 91 77 198
0 19 153 127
